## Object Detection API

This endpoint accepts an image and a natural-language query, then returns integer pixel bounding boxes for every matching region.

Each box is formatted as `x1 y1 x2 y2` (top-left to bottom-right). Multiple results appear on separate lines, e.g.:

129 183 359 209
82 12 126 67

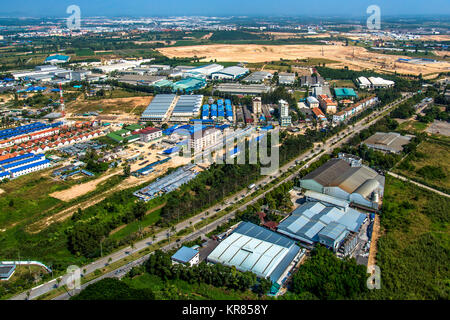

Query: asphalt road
11 93 414 301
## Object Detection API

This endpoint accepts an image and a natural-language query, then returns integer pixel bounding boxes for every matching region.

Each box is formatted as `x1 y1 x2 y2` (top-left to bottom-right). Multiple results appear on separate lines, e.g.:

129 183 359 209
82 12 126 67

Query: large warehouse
207 222 303 285
299 154 385 210
170 95 203 122
215 83 271 95
362 132 414 154
140 94 177 122
211 66 249 80
277 201 367 253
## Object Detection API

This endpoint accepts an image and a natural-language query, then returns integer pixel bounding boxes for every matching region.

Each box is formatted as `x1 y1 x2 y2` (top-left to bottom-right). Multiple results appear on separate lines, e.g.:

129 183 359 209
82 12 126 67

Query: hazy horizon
0 0 449 18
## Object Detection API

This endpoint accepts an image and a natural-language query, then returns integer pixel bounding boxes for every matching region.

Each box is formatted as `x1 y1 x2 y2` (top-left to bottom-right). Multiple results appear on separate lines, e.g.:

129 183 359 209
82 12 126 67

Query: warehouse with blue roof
45 54 70 64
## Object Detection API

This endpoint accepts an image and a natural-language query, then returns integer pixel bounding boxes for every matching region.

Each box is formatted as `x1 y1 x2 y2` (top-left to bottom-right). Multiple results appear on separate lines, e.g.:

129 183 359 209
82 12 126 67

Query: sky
0 0 449 18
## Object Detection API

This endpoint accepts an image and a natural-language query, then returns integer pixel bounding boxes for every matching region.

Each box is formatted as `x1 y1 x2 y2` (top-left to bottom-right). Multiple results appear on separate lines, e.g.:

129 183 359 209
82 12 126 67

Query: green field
370 176 450 299
0 169 76 227
75 49 95 56
394 139 450 193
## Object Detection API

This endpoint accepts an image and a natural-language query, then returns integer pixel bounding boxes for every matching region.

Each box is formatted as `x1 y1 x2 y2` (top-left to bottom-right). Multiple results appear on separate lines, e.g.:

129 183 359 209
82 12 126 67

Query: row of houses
0 153 51 181
0 128 102 157
0 122 63 148
332 95 379 123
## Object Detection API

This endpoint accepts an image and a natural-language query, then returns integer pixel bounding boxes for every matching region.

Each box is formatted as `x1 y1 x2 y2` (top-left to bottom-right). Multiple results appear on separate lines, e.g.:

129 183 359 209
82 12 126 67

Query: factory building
278 72 296 85
357 76 395 89
334 88 358 100
299 154 385 210
362 132 414 154
207 221 303 285
211 66 249 80
243 71 272 83
277 201 366 253
172 77 207 93
186 64 224 78
134 164 198 201
140 94 177 122
216 83 271 96
45 54 71 64
170 95 203 122
299 75 324 87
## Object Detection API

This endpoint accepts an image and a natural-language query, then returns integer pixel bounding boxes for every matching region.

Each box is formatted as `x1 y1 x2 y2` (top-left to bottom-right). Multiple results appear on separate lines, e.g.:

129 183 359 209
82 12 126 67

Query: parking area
198 239 220 262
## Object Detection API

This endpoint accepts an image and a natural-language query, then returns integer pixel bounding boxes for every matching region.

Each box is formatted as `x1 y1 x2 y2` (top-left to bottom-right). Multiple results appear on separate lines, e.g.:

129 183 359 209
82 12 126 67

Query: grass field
329 79 356 88
369 176 450 299
123 273 261 300
394 139 450 193
0 170 78 228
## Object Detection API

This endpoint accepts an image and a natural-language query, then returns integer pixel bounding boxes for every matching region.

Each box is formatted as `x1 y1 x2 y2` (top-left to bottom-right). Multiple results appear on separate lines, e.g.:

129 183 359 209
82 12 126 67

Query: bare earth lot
66 96 152 122
426 120 450 137
49 172 118 202
158 44 450 76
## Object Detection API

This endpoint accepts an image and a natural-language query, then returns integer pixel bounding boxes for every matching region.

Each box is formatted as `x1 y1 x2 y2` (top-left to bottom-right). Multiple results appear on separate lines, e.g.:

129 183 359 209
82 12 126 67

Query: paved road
11 93 413 300
387 171 450 198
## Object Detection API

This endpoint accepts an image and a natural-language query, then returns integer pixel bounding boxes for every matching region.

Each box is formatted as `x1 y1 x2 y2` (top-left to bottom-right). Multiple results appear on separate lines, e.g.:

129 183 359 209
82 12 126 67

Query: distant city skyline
0 0 449 18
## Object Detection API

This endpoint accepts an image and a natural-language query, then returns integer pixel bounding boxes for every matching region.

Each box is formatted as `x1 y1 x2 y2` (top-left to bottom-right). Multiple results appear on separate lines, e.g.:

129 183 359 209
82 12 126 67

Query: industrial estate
0 5 448 304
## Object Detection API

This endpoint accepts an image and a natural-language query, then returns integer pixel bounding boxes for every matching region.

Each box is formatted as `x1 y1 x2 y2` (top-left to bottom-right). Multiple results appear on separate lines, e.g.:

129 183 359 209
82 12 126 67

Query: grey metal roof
302 158 384 199
277 201 366 244
172 95 203 115
141 94 176 119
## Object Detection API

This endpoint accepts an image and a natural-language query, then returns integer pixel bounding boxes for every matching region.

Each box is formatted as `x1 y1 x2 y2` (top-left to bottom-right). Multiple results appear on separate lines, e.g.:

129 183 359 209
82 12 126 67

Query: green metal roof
334 88 358 98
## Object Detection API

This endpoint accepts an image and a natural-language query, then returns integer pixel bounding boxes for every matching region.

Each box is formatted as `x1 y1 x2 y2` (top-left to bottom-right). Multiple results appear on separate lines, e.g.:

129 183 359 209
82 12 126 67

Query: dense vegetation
71 278 155 300
290 246 368 300
390 93 426 119
369 176 450 299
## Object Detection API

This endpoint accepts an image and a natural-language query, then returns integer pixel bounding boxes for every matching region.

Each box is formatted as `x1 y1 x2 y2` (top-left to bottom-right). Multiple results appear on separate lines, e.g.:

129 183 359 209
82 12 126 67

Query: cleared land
426 120 450 137
66 96 152 122
158 43 450 76
50 172 119 202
